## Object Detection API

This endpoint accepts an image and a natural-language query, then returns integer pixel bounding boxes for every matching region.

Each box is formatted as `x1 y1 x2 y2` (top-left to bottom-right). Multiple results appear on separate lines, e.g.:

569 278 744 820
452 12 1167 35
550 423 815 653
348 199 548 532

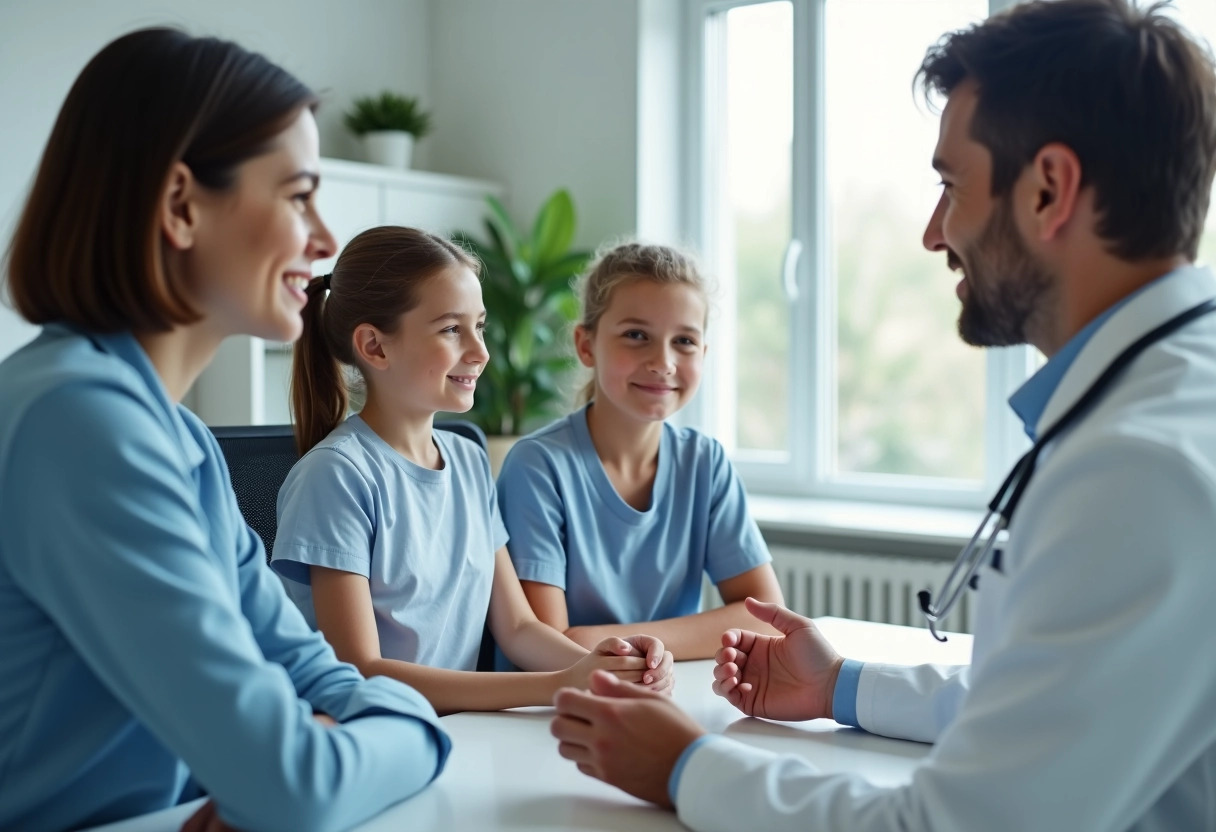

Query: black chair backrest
209 420 497 671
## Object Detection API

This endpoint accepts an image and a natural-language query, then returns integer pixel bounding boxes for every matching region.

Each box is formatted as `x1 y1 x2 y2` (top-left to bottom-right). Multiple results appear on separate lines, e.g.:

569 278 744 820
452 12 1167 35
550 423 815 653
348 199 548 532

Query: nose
306 209 338 262
466 330 489 366
923 191 948 253
647 343 676 375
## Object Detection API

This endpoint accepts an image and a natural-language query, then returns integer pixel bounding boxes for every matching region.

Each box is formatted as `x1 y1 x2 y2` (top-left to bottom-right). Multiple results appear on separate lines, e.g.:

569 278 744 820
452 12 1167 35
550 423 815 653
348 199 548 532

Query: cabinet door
383 185 490 236
313 178 382 275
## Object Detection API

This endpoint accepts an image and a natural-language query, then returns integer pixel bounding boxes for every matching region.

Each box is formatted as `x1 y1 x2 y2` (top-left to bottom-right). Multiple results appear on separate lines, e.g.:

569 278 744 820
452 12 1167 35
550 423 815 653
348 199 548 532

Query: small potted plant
453 190 592 472
344 91 432 169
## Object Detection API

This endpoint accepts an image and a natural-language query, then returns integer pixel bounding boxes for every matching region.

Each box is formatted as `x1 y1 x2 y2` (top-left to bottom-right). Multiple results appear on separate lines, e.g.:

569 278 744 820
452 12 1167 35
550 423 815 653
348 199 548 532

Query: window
686 0 1214 507
1168 2 1216 266
689 0 1013 507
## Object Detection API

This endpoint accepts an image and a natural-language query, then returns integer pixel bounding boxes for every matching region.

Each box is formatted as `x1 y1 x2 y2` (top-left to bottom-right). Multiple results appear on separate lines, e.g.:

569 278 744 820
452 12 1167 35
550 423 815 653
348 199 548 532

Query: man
549 1 1216 829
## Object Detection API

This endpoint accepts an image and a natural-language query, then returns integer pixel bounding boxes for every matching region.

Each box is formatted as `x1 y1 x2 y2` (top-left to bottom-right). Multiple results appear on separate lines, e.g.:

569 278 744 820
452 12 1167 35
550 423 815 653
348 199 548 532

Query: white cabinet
189 159 503 426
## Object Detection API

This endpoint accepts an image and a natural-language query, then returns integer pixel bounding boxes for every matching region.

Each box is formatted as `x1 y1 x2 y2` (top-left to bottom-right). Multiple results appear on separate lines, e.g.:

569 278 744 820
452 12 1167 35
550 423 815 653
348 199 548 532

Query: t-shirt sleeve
271 449 376 585
704 437 772 583
496 439 568 590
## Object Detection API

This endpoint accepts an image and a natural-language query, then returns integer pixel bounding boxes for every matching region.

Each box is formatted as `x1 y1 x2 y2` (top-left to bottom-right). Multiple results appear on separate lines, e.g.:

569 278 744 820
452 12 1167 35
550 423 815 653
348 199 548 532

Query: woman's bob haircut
5 28 318 332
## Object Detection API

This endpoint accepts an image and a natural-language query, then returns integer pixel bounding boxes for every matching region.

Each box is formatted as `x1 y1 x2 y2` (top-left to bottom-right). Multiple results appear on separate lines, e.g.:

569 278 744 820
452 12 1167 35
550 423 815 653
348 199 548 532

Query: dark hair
291 226 480 455
917 0 1216 260
5 27 318 332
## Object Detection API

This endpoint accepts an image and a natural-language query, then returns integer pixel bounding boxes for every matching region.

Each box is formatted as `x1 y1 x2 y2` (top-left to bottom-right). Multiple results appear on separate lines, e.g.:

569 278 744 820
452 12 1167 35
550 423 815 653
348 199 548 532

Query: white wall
428 0 641 249
0 0 432 359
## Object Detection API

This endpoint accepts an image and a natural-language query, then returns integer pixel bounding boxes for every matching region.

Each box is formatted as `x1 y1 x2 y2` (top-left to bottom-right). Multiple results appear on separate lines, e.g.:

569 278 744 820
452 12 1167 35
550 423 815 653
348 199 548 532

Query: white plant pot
362 130 414 169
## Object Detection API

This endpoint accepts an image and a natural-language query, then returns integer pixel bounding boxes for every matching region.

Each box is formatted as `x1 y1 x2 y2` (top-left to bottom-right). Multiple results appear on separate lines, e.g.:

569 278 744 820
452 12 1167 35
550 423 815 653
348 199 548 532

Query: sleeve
703 438 772 583
271 449 376 585
497 439 569 589
674 435 1216 832
2 384 450 832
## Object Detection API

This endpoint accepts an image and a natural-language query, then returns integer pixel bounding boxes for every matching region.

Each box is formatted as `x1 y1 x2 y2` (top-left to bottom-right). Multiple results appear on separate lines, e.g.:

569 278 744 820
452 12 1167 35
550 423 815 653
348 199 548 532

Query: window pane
827 0 987 480
719 2 793 455
1168 2 1216 267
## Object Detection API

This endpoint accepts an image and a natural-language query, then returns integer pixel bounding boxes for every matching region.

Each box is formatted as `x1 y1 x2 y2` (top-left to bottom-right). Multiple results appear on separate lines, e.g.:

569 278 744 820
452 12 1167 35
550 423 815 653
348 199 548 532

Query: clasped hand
551 597 845 810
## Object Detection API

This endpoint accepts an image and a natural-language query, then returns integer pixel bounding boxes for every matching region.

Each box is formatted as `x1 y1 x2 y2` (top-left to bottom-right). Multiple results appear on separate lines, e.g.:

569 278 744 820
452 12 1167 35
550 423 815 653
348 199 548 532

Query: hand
712 597 844 722
551 670 705 809
561 637 649 690
180 800 241 832
616 634 675 695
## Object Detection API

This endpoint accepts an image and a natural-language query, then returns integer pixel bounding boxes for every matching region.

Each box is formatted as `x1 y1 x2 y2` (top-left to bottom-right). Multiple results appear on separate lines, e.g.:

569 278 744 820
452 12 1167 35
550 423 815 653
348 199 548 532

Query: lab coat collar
1035 264 1216 439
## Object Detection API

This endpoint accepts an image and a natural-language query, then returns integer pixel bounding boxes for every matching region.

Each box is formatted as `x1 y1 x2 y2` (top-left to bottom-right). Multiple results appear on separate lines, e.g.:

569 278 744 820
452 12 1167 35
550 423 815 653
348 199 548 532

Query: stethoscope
919 296 1216 642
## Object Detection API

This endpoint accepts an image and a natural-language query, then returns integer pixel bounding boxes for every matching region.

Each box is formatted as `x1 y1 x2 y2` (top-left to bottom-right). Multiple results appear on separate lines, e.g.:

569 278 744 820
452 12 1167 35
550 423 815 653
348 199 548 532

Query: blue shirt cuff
831 659 865 728
668 734 717 806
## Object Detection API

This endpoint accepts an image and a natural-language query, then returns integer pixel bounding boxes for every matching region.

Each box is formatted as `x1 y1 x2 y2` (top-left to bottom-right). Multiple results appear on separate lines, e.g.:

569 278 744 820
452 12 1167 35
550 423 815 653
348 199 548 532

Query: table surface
90 617 972 832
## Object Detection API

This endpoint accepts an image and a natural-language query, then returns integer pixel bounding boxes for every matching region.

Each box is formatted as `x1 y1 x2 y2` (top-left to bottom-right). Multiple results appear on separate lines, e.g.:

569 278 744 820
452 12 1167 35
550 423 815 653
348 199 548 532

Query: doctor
549 1 1216 829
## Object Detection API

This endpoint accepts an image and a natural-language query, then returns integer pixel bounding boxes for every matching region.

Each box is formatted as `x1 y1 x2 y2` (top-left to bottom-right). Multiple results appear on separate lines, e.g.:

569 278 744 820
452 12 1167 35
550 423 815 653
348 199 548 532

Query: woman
0 28 448 832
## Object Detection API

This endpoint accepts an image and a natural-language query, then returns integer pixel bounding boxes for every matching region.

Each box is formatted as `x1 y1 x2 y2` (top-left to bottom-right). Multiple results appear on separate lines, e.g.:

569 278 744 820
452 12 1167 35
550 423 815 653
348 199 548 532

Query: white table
91 618 971 832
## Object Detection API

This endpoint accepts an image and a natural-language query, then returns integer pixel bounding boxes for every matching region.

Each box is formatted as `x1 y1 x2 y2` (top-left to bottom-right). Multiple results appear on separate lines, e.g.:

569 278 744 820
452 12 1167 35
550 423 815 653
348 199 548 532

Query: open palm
712 598 844 723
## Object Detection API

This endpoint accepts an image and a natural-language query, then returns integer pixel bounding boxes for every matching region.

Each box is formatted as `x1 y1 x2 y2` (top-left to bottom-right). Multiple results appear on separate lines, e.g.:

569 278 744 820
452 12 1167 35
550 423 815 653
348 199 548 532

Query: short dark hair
5 28 318 332
918 0 1216 261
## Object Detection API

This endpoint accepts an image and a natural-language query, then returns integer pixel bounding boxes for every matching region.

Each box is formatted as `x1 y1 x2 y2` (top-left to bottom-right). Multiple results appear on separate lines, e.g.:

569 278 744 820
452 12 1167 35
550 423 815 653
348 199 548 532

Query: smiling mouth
633 383 676 394
448 375 478 385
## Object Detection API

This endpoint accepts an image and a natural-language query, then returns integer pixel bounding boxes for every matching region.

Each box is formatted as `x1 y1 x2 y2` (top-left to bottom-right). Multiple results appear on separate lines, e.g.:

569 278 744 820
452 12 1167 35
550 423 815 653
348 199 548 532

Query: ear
160 162 200 252
352 323 390 371
1026 142 1082 243
573 324 596 369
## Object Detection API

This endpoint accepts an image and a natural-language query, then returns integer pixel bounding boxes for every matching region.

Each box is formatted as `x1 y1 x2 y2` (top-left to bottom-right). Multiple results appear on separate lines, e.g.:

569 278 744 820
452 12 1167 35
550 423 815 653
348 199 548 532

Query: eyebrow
617 316 703 335
281 171 320 188
429 310 487 324
931 156 953 174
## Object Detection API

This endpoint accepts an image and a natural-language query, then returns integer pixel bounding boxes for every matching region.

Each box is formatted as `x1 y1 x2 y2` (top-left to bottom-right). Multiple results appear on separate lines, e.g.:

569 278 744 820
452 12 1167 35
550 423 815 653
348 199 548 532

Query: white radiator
769 546 973 635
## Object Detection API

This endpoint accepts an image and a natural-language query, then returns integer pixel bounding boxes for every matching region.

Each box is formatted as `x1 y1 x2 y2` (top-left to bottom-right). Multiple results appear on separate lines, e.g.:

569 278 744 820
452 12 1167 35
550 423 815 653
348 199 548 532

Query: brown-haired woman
0 29 449 832
269 225 675 714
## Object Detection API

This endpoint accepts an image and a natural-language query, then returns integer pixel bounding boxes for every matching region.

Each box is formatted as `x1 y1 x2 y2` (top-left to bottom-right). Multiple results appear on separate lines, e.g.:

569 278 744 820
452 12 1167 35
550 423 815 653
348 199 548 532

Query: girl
0 29 448 832
498 242 785 660
271 226 673 715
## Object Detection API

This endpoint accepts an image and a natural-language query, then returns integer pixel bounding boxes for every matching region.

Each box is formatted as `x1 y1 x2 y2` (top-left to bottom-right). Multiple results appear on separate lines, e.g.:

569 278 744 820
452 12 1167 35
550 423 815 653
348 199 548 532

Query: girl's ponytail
290 275 346 456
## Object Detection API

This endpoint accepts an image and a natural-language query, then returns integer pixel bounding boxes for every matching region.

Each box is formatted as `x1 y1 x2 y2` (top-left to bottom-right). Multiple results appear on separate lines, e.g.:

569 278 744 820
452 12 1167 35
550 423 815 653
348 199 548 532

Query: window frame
683 0 1032 509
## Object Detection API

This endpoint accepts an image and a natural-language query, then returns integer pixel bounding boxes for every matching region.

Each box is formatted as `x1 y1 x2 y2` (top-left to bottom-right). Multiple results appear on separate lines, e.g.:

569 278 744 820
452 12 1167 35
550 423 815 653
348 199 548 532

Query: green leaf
530 189 576 268
486 196 522 252
509 321 535 370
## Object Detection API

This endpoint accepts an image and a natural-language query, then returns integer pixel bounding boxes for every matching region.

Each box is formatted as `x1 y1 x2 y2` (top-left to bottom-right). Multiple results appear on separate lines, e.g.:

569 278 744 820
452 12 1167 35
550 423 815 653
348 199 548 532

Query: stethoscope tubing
919 295 1216 641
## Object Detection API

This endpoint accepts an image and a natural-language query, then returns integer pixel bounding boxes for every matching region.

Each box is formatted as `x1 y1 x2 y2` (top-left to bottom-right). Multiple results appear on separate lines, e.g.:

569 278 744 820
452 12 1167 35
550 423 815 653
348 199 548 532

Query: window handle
781 238 803 301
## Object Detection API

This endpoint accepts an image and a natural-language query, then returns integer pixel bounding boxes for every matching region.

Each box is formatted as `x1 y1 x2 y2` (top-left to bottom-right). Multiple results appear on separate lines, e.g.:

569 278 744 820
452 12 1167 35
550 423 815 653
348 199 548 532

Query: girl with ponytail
271 226 674 714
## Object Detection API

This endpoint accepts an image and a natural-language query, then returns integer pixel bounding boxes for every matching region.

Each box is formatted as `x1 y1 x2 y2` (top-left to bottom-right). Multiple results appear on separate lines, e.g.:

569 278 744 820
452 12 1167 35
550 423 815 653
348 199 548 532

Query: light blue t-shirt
498 404 771 627
273 415 508 671
0 325 448 832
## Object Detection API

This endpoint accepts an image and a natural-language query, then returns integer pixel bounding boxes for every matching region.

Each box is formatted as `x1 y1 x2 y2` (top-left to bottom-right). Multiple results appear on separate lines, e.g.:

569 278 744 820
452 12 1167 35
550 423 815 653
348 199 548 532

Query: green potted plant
344 91 432 170
453 189 592 470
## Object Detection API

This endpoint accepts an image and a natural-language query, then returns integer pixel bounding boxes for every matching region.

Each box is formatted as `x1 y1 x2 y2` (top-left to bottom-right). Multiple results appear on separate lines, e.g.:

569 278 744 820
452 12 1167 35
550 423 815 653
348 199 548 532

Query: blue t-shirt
273 415 508 671
497 404 771 627
0 325 447 832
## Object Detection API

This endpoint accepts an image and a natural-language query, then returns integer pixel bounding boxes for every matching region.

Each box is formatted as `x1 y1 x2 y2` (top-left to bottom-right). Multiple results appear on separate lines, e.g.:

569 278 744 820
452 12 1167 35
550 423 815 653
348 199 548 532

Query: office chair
209 419 495 670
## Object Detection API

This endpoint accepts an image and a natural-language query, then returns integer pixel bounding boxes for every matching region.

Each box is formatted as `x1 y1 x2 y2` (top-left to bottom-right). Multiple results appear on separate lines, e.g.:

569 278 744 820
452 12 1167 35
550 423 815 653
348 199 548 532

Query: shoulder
501 414 580 478
665 423 730 472
0 331 178 476
434 428 492 483
282 429 375 501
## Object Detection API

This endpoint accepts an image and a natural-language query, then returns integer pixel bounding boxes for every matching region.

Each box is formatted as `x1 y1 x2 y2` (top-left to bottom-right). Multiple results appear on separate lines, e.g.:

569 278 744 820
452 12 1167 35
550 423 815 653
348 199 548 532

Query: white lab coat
677 265 1216 832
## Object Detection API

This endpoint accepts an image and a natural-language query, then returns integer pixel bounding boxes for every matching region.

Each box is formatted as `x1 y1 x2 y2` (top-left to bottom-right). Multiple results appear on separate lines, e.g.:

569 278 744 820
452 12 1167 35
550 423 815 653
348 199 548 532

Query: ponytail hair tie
322 272 333 291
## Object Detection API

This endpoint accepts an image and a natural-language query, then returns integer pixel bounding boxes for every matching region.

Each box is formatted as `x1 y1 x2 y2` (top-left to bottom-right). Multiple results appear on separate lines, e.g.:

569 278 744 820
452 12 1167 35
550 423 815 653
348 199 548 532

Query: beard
954 197 1056 348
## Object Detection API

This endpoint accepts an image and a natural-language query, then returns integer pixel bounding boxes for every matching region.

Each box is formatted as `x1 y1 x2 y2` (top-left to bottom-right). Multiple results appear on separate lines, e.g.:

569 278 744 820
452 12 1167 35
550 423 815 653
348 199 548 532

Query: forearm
499 618 589 671
361 657 563 714
568 601 780 660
